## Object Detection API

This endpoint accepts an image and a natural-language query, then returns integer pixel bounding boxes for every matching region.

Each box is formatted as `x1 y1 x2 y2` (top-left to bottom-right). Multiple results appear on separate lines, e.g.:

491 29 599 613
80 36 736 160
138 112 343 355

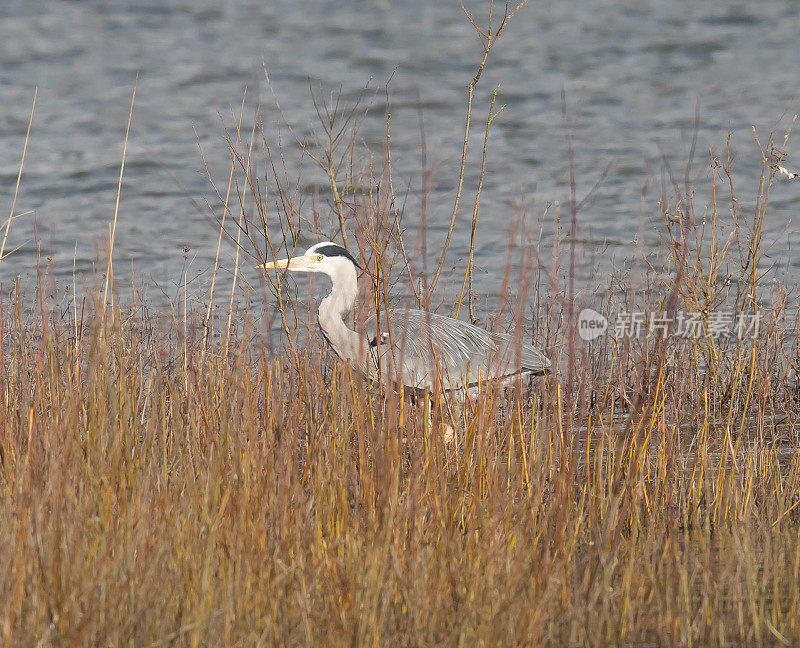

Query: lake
2 0 799 316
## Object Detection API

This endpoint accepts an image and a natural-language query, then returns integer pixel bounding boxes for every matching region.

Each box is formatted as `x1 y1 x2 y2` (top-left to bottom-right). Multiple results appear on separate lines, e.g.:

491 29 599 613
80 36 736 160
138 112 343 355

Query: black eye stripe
313 244 361 269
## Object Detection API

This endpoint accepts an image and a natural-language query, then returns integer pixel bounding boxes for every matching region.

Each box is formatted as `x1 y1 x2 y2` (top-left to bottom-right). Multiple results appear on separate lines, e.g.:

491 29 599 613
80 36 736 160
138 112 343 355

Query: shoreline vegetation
4 1 800 645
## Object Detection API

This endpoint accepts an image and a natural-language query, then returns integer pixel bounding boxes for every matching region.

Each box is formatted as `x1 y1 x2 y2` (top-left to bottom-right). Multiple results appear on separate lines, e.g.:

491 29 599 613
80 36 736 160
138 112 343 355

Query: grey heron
261 242 550 395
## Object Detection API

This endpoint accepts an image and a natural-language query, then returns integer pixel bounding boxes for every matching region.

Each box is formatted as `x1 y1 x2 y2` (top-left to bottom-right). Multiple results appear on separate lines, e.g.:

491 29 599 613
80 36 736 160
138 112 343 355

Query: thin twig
101 77 137 328
203 90 248 352
0 88 36 267
428 0 529 299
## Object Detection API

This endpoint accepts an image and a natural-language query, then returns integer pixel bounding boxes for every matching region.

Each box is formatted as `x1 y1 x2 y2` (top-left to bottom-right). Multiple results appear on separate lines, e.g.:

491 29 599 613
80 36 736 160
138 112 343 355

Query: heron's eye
316 254 324 262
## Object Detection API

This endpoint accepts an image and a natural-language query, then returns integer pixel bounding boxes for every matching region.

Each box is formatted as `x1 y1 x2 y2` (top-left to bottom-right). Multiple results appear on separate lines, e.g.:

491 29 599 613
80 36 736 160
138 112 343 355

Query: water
2 0 800 316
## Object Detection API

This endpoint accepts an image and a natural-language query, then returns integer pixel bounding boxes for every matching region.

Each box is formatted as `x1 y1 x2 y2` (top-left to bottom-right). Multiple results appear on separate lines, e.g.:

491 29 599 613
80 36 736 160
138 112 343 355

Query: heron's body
362 309 549 390
263 242 550 392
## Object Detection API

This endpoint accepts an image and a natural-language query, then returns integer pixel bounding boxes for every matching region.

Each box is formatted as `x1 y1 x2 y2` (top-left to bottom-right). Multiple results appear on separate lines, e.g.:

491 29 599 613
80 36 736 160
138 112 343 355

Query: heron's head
261 241 360 279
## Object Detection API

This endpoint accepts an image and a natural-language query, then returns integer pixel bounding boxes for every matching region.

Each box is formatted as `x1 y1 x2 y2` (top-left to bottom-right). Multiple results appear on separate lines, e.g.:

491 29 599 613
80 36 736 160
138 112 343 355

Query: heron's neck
317 267 364 362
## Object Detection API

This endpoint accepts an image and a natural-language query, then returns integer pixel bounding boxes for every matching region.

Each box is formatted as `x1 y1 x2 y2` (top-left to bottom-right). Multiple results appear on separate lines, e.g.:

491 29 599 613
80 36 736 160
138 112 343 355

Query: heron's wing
495 330 551 376
365 309 549 389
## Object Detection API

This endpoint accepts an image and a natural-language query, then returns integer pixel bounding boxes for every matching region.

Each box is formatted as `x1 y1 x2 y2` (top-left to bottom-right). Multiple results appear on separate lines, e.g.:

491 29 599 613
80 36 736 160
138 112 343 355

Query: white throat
316 261 364 363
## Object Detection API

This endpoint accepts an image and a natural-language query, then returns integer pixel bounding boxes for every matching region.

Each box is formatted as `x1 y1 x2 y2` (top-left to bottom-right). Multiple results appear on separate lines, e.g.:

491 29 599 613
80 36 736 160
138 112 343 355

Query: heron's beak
260 255 312 271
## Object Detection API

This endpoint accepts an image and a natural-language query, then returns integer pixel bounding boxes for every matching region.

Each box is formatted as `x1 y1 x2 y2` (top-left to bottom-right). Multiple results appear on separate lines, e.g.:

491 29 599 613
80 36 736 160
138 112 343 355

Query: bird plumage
262 241 550 392
364 309 549 390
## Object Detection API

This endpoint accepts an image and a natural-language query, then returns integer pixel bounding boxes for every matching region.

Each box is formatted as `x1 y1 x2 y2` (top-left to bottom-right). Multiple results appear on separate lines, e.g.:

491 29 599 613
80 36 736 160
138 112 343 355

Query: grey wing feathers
365 308 549 390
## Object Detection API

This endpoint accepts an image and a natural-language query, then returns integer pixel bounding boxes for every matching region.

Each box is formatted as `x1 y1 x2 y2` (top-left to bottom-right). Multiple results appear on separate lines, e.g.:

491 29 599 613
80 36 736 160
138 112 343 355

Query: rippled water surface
2 0 800 311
